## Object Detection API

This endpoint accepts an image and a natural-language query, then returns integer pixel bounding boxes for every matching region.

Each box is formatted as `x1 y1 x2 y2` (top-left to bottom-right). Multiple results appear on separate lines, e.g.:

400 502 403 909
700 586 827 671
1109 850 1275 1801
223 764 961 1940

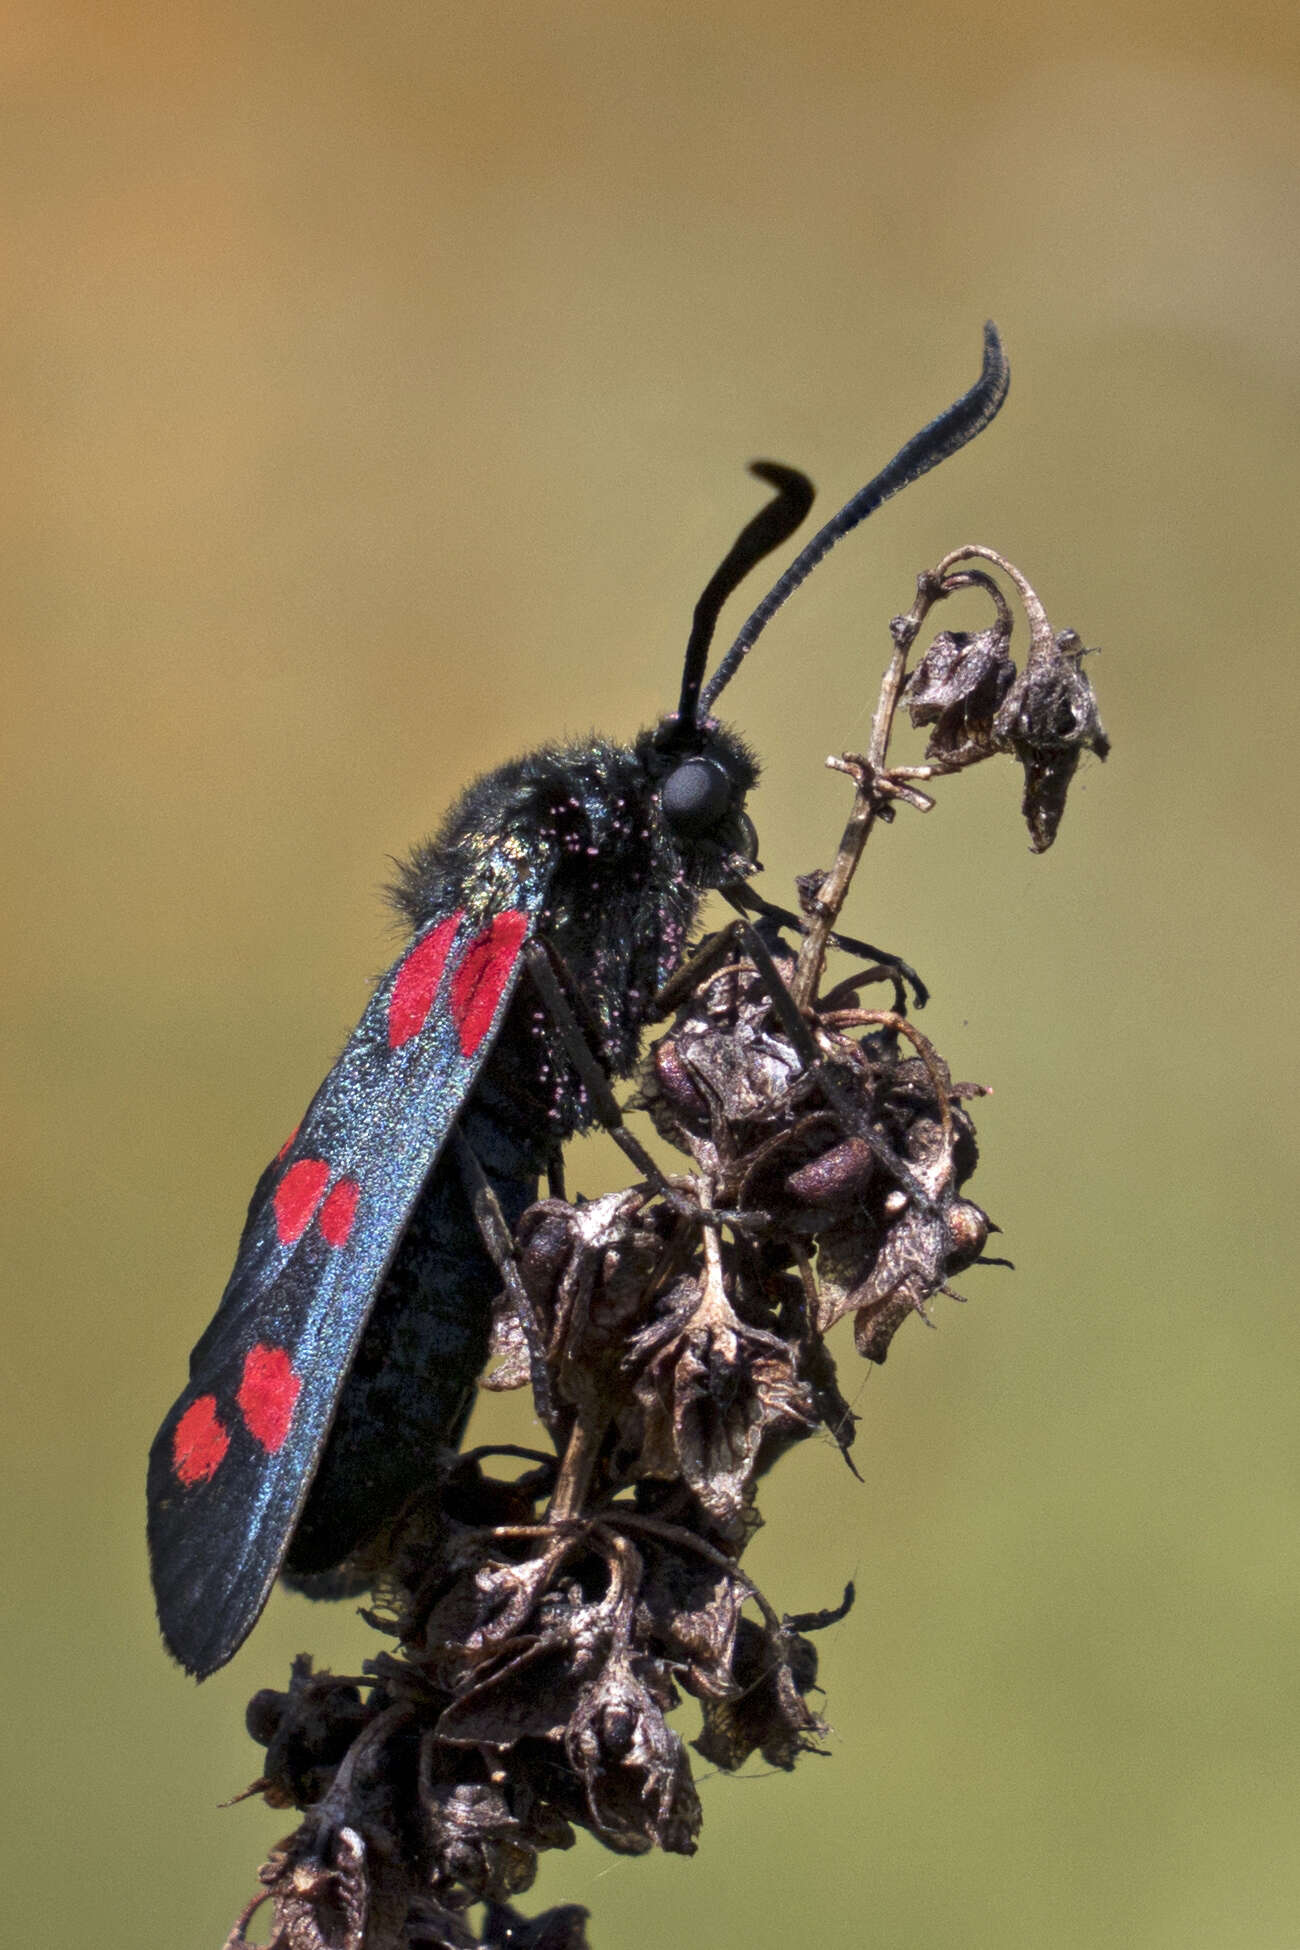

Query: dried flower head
993 626 1110 851
905 622 1016 763
894 552 1107 850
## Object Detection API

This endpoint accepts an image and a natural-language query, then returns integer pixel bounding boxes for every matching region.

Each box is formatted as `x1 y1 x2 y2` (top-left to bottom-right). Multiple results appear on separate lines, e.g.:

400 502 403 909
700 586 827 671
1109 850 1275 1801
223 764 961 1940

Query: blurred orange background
4 3 1297 1946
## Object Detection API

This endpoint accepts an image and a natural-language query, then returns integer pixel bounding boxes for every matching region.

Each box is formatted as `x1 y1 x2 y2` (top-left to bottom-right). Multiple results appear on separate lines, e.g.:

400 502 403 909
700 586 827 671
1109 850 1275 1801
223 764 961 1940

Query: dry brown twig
229 554 1106 1950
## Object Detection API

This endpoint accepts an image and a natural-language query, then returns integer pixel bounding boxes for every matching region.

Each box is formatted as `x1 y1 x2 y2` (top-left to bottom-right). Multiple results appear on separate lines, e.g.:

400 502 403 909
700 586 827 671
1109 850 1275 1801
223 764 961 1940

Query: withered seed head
993 627 1109 851
905 624 1017 763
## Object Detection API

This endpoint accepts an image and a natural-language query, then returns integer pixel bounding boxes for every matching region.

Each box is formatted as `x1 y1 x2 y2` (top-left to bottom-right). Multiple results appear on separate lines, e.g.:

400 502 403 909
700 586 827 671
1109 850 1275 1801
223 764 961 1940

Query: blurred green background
4 2 1297 1945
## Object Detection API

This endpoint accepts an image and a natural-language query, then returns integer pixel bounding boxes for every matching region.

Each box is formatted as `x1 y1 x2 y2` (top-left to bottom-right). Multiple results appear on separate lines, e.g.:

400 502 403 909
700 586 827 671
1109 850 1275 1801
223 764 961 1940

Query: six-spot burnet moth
146 324 1010 1678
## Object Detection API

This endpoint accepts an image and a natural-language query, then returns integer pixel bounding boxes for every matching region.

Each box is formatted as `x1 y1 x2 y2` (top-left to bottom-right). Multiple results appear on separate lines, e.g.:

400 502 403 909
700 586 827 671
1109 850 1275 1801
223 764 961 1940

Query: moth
147 324 1009 1677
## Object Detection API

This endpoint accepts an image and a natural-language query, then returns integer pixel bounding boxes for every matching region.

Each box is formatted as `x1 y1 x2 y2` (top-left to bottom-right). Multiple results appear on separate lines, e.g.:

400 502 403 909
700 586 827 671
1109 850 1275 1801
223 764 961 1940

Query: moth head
639 459 813 876
642 713 760 882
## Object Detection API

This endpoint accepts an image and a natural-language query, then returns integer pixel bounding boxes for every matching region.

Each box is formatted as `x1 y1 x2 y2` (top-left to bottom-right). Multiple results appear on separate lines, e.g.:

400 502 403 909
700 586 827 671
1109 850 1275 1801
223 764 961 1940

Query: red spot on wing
318 1176 360 1247
450 910 529 1057
273 1157 330 1244
388 912 463 1049
236 1343 302 1453
173 1396 230 1488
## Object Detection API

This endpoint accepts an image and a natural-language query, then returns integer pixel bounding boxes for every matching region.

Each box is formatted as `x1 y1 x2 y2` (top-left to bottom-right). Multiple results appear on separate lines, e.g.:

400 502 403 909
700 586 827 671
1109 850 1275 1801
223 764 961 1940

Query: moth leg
523 942 752 1235
722 882 927 1009
521 939 681 1201
651 919 749 1017
652 909 928 1215
721 910 931 1209
449 1127 558 1434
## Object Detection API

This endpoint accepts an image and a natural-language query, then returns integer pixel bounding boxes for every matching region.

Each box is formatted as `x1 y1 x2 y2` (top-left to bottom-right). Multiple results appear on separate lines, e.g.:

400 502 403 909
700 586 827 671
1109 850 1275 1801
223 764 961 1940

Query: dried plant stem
791 599 919 1007
549 1409 607 1522
932 546 1050 657
791 545 1056 1008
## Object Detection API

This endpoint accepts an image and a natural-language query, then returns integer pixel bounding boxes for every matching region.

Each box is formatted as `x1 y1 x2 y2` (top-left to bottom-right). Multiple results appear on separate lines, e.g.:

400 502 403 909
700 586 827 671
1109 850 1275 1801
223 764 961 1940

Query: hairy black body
283 729 758 1580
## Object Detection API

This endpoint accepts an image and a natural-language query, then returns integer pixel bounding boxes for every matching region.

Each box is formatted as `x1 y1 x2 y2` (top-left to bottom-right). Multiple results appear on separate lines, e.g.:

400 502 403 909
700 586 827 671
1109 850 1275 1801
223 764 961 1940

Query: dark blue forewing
147 883 549 1677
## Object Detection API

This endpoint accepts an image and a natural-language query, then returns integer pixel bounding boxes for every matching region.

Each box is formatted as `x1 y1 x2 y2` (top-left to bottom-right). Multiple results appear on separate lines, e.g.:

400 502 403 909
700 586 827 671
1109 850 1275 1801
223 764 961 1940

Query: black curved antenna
673 461 815 738
699 322 1010 713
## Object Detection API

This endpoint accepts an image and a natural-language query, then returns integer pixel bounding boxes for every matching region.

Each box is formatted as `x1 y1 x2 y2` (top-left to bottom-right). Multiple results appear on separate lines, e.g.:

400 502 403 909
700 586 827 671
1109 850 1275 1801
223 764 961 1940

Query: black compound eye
660 756 733 837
